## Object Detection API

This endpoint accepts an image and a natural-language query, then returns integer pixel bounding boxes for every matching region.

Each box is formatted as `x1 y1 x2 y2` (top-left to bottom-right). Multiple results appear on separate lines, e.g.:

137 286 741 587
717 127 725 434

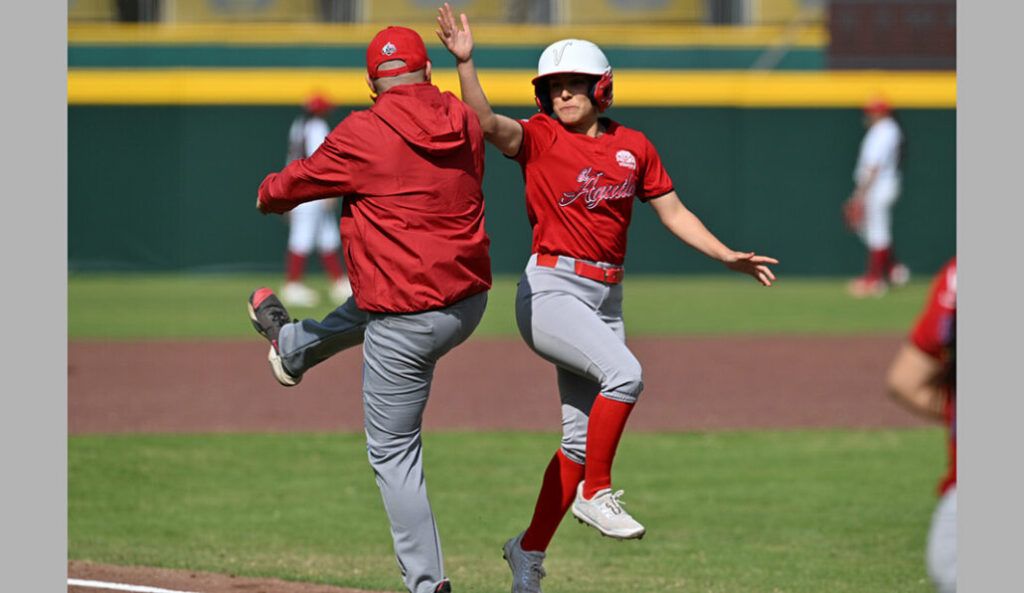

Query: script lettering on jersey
559 168 637 210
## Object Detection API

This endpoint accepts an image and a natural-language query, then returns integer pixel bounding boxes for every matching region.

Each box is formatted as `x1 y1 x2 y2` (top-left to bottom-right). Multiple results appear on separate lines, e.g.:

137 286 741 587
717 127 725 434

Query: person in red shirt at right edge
886 256 957 593
436 4 778 592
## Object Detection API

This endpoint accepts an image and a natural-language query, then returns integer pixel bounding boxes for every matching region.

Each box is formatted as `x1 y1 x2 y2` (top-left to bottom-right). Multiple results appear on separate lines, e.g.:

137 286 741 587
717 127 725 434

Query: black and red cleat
247 287 301 387
248 287 292 344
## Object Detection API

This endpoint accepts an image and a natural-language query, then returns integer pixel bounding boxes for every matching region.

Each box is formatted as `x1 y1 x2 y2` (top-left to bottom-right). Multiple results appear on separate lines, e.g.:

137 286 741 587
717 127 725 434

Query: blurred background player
279 93 352 307
843 96 910 298
885 256 956 593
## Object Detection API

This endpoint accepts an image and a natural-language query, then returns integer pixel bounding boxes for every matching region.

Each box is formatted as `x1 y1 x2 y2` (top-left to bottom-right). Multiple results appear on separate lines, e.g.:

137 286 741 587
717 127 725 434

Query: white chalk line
67 578 202 593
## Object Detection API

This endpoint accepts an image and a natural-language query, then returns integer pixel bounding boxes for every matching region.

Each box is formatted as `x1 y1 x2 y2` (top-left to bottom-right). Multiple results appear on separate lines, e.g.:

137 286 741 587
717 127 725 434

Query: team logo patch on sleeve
615 150 637 170
382 42 397 56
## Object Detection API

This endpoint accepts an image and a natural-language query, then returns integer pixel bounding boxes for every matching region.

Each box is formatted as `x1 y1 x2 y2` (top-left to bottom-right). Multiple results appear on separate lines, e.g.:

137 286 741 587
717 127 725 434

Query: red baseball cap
863 96 892 116
366 26 429 79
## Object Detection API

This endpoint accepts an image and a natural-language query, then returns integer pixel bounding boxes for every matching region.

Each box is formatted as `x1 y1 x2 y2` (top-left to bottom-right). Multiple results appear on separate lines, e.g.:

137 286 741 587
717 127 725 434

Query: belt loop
536 253 559 268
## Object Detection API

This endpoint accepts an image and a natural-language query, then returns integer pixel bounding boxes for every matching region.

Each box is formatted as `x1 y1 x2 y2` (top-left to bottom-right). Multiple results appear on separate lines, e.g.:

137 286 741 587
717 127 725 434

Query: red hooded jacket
258 82 492 313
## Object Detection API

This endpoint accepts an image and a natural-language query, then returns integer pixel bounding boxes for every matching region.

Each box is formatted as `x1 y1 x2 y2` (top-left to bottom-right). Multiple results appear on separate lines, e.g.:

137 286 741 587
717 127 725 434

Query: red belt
536 253 624 284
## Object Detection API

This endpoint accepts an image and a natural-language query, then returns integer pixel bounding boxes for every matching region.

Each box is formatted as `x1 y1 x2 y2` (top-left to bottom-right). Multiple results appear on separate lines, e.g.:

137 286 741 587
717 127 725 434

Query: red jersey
258 82 491 313
910 257 957 495
513 114 674 265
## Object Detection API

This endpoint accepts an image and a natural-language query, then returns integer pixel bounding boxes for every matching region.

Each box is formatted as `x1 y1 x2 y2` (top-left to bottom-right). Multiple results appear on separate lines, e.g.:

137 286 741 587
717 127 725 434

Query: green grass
68 273 941 590
67 273 930 339
68 429 944 593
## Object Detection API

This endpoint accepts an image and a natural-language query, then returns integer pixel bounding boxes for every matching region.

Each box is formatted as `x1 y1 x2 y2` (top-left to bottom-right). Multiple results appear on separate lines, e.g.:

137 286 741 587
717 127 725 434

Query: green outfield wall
68 45 824 70
68 104 954 276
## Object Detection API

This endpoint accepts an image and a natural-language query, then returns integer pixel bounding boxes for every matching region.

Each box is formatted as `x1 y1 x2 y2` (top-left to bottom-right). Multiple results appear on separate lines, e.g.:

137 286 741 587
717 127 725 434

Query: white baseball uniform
286 115 342 256
853 115 903 250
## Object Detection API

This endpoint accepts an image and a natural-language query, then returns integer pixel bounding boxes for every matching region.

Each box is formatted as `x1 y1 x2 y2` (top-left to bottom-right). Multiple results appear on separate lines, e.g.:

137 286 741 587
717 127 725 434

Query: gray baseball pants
514 253 644 464
276 290 488 593
927 485 957 593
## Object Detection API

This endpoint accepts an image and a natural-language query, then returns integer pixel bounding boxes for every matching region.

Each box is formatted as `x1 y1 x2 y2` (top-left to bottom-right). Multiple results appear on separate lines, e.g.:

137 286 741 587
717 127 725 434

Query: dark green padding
68 105 954 275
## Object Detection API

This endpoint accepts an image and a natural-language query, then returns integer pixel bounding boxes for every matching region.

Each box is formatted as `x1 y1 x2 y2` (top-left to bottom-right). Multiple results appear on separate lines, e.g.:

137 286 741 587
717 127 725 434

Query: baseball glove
842 198 864 231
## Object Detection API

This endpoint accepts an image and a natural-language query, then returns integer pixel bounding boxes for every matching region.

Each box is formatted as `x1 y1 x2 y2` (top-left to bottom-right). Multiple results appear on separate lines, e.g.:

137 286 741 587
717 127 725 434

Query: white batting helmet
532 39 613 115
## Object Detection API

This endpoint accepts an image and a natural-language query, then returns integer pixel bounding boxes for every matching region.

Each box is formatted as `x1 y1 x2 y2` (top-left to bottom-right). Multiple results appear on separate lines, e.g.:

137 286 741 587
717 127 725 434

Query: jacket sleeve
258 117 363 214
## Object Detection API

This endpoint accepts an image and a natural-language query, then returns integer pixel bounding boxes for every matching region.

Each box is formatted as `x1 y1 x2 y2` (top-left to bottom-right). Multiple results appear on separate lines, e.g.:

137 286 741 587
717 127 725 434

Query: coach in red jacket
249 26 490 593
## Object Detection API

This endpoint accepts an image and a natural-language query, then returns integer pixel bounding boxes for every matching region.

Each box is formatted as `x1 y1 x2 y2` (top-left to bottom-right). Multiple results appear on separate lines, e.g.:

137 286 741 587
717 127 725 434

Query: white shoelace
599 489 629 517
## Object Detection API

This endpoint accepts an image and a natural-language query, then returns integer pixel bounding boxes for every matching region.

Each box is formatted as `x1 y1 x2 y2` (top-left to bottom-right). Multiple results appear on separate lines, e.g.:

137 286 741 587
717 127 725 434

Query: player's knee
560 440 586 465
560 414 588 464
603 365 644 403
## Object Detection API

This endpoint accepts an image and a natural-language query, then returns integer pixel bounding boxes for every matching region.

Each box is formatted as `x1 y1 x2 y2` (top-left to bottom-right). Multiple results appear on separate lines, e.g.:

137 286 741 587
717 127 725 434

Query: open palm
436 2 474 62
724 252 779 287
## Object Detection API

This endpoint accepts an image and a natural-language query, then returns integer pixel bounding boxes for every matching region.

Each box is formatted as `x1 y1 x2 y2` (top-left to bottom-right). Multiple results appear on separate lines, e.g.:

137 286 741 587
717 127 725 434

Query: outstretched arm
885 342 947 422
648 191 778 286
436 3 523 156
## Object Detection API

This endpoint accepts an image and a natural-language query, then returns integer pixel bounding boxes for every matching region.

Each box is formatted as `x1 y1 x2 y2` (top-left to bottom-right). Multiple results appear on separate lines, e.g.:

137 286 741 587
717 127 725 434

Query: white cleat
280 281 320 307
889 263 911 287
846 277 887 298
503 531 546 593
571 482 646 540
330 277 353 304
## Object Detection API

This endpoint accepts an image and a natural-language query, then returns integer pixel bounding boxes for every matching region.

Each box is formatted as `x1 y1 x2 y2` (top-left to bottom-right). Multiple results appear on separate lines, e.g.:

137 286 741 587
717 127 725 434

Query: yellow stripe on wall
67 69 956 108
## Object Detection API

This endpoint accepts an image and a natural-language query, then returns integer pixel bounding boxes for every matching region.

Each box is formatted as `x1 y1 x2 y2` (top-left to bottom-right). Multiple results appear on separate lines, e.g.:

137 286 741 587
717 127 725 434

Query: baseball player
843 96 910 298
436 5 777 592
885 256 956 593
278 93 352 307
248 25 491 593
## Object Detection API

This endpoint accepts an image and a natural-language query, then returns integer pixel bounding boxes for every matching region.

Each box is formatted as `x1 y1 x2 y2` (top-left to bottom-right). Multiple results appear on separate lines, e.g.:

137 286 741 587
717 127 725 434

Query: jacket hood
370 82 469 155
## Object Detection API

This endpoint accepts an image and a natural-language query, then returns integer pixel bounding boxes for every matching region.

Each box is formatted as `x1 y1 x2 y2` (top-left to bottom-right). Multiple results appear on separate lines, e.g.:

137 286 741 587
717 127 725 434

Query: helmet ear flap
534 79 553 115
589 69 614 113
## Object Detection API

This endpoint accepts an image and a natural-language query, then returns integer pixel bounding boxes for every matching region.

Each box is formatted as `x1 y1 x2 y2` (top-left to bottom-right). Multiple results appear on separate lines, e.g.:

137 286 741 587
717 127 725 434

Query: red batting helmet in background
304 93 332 116
863 95 892 116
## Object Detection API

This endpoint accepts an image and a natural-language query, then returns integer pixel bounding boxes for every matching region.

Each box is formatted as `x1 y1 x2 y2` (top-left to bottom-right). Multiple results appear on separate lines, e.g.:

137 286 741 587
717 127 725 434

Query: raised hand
724 251 779 287
435 2 474 63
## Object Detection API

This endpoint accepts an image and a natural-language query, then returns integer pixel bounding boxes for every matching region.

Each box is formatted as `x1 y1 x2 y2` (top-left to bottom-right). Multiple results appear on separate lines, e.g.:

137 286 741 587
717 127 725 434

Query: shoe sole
247 301 271 340
570 505 646 540
501 546 516 589
267 345 301 387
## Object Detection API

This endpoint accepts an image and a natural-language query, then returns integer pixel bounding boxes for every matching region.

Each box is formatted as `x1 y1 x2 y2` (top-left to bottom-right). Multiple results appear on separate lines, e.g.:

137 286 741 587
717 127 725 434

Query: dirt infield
67 334 928 592
68 334 928 435
68 561 401 593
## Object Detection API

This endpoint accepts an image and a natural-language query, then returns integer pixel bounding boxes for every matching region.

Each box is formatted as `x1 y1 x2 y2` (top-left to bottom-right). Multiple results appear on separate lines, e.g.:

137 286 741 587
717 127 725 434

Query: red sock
866 248 890 282
582 395 635 499
320 250 346 282
520 449 584 552
286 251 307 283
884 250 900 276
